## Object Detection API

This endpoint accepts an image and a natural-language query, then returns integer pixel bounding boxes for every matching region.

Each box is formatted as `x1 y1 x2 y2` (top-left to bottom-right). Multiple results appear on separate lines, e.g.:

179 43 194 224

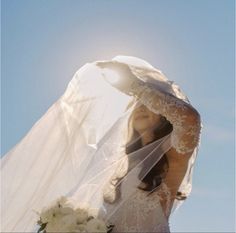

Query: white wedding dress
105 183 171 232
1 55 202 233
98 58 202 232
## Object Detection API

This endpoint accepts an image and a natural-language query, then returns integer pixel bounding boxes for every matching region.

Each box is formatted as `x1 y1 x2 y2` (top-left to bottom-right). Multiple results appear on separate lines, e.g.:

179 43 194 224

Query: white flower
40 197 69 223
56 196 68 207
75 207 88 224
88 208 99 218
61 214 77 227
45 214 77 232
38 198 110 233
59 206 74 215
73 224 87 232
76 202 89 211
85 218 107 233
45 218 62 232
40 206 60 223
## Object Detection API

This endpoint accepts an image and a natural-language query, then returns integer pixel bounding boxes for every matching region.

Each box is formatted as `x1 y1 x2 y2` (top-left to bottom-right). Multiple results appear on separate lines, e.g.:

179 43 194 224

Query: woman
96 60 202 232
1 56 202 232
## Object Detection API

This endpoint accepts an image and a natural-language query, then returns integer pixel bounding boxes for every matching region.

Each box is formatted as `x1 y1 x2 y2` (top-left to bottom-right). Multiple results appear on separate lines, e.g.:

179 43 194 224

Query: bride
1 55 202 232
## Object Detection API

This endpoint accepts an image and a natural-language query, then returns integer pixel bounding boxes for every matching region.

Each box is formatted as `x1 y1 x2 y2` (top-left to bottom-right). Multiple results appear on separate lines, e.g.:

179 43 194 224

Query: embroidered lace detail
156 182 172 218
129 79 202 155
106 182 171 232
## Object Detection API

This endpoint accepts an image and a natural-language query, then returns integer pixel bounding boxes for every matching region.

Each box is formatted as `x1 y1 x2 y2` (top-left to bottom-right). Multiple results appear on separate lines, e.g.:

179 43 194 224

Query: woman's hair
103 111 173 203
126 115 173 192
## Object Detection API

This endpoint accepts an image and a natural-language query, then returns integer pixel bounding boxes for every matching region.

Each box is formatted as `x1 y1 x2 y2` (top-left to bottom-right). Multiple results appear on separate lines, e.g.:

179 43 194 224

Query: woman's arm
96 60 202 155
133 83 202 154
157 151 190 218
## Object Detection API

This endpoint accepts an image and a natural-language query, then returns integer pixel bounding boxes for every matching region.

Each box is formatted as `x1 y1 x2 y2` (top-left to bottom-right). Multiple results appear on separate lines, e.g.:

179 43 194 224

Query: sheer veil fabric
1 55 202 232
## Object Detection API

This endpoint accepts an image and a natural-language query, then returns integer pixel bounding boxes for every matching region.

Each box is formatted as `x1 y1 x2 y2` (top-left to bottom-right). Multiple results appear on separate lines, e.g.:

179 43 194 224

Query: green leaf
37 222 47 233
107 224 115 233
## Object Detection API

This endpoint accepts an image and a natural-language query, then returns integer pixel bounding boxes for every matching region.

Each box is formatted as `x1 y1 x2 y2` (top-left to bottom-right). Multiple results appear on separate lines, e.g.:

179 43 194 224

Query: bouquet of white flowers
36 197 114 233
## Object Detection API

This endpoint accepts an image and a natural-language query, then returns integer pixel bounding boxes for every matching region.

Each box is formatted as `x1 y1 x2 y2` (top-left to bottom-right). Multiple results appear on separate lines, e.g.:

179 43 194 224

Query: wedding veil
1 55 201 232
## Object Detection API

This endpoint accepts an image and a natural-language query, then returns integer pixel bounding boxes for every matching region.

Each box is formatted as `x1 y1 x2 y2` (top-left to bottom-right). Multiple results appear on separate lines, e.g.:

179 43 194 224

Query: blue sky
1 0 235 232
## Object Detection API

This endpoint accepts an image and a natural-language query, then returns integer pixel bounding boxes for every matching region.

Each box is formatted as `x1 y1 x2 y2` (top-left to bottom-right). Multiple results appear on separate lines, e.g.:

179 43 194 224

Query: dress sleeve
129 80 202 155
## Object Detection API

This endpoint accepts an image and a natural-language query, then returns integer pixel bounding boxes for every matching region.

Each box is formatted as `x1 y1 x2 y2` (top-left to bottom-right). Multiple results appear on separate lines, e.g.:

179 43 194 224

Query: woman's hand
96 61 141 95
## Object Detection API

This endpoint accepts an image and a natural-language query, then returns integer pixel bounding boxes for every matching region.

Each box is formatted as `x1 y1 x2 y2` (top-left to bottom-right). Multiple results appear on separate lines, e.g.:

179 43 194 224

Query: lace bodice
104 182 171 233
128 67 202 155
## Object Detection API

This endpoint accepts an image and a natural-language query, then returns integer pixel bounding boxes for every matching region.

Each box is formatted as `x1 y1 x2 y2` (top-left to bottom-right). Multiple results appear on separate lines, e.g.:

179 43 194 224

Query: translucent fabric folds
1 56 201 232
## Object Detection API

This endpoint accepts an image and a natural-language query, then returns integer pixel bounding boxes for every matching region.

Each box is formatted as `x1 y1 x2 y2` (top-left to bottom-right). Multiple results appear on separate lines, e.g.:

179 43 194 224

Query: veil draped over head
1 56 201 232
